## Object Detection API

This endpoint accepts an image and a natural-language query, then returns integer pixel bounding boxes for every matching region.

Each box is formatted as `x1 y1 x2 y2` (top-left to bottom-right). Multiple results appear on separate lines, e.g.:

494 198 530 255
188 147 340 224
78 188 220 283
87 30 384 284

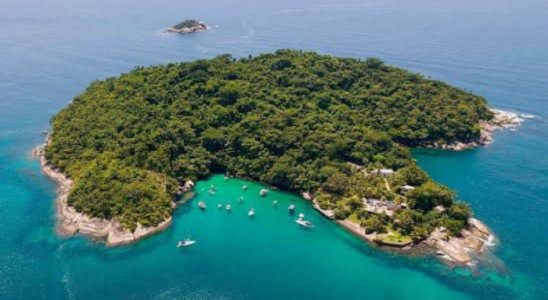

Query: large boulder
468 218 491 236
78 216 111 237
134 217 172 240
106 223 134 246
182 180 195 192
301 192 313 201
435 238 472 264
461 230 484 252
427 227 471 264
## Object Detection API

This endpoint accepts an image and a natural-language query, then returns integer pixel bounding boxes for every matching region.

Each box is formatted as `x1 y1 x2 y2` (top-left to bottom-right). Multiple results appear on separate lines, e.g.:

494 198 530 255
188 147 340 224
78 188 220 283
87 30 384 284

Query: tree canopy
45 50 490 231
172 20 203 29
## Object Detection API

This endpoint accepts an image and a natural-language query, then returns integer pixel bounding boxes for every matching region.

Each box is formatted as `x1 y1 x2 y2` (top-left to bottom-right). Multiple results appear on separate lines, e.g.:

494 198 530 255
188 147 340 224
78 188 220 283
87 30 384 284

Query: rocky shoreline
424 217 495 265
34 144 176 246
37 137 496 259
307 196 495 266
423 108 523 151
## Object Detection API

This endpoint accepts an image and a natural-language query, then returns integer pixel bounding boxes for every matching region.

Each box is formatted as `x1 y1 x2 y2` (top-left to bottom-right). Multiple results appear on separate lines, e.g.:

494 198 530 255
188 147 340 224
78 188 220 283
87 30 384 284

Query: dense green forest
46 50 492 236
172 19 203 29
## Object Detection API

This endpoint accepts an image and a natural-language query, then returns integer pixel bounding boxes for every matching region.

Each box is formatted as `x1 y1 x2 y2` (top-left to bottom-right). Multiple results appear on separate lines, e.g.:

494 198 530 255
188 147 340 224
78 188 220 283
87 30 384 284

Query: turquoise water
1 0 547 299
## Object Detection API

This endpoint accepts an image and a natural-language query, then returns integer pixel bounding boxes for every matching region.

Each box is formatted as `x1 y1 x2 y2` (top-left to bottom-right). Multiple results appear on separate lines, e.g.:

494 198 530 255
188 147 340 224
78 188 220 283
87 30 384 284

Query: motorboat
243 185 248 190
296 219 314 228
198 201 206 209
272 200 278 206
248 208 255 217
177 239 196 247
288 204 295 213
217 203 223 209
226 204 232 211
296 213 313 228
260 189 268 197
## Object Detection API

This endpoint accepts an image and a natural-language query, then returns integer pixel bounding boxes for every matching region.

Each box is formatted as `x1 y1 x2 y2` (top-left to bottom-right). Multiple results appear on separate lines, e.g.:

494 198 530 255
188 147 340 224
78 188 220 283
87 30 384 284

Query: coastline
306 188 498 265
37 139 496 261
312 198 495 265
36 105 514 253
422 108 523 151
34 144 175 246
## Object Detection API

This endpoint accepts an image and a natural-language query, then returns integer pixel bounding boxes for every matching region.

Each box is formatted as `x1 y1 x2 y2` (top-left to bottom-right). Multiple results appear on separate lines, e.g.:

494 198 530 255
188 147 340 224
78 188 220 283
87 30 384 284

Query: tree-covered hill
45 50 492 233
172 19 203 29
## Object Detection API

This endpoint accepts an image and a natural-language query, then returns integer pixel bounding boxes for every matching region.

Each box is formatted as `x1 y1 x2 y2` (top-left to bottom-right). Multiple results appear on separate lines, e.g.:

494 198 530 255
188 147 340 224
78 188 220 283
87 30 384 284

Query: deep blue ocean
0 0 547 299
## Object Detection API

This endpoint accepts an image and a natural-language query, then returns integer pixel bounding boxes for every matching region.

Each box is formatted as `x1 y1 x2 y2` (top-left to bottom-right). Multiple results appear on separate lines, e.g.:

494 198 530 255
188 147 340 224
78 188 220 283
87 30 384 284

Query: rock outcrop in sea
425 217 494 264
165 20 208 34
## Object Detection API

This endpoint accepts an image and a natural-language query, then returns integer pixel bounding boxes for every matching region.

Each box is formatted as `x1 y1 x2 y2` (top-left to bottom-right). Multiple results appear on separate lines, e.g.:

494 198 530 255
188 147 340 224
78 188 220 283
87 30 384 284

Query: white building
401 185 415 193
378 168 394 177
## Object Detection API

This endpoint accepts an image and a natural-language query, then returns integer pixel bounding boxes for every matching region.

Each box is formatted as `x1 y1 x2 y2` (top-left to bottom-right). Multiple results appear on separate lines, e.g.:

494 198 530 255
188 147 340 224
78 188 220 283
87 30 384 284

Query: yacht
177 239 196 247
288 204 295 213
296 213 313 228
296 219 314 228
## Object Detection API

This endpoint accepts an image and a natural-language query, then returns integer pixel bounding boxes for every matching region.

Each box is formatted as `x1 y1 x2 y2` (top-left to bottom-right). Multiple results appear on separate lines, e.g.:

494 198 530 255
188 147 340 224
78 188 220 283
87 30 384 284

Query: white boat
238 196 244 203
243 185 248 190
296 219 314 228
260 189 268 196
288 204 295 213
177 239 196 247
198 201 206 209
248 208 255 217
272 200 278 206
208 185 217 195
226 204 232 211
299 213 305 219
217 203 223 209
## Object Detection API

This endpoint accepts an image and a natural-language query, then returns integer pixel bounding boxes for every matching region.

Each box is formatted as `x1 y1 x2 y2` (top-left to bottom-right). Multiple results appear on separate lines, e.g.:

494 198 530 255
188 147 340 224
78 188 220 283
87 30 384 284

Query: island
165 19 208 34
39 50 520 262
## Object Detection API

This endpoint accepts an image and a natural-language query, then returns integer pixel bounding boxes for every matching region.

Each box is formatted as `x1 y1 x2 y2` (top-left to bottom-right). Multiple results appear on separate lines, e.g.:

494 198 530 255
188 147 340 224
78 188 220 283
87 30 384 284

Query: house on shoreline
362 198 397 217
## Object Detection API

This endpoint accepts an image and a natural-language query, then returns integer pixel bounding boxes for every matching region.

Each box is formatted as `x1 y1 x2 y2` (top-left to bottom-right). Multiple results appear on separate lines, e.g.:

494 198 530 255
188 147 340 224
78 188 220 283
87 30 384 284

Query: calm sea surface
0 0 547 299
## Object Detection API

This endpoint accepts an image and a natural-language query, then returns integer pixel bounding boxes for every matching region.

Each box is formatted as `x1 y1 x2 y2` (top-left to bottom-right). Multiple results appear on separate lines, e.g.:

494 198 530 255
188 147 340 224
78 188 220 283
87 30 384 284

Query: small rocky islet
165 19 208 34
